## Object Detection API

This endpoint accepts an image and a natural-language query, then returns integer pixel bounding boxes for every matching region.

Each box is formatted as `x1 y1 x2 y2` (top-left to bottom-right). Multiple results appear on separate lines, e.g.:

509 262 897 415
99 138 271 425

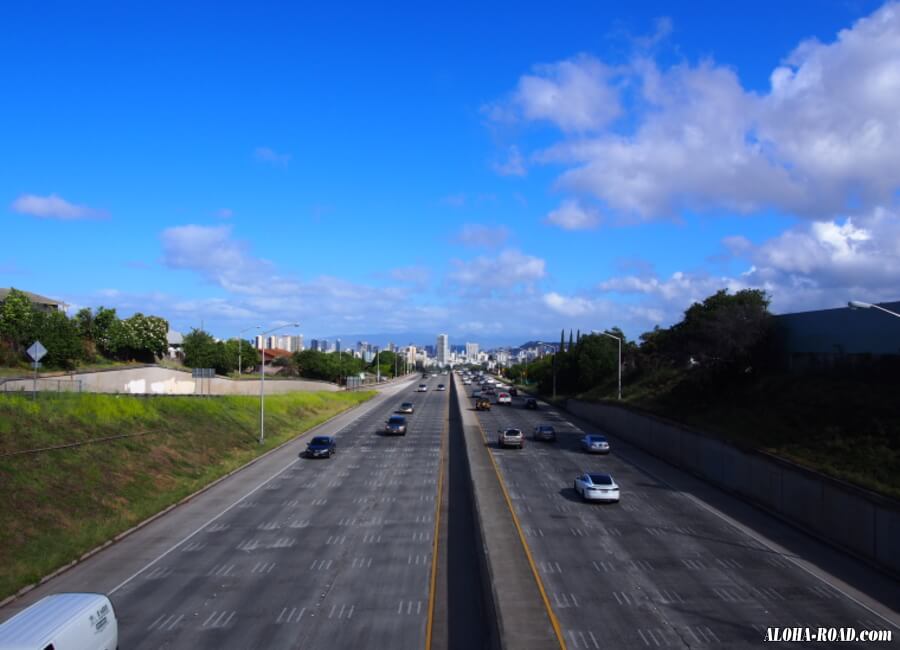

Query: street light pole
593 330 623 400
238 325 260 376
259 323 299 445
848 300 900 320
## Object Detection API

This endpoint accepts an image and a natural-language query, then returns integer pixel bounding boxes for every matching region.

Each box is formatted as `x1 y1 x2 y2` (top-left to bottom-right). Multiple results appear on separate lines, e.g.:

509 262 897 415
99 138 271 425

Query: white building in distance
436 334 450 366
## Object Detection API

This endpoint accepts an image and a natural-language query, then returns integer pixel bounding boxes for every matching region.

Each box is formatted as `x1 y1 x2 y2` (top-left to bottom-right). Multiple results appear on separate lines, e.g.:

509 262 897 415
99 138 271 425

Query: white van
0 593 118 650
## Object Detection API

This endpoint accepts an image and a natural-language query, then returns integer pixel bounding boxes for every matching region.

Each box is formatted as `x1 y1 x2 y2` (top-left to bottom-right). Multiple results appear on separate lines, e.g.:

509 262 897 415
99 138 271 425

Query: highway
461 377 899 649
3 371 898 649
1 376 448 649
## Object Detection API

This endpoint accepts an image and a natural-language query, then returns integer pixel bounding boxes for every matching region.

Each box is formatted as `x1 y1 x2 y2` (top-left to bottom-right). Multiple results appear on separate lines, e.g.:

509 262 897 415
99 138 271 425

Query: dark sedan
524 397 538 410
304 436 336 458
384 415 408 435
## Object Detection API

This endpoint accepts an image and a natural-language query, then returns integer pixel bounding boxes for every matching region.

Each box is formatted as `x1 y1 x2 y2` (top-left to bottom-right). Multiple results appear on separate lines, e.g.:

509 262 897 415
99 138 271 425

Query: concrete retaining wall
0 366 339 395
566 399 900 577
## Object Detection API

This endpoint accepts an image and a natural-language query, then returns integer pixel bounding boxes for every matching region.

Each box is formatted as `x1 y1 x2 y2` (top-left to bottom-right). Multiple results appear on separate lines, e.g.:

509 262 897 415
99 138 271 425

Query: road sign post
26 341 47 400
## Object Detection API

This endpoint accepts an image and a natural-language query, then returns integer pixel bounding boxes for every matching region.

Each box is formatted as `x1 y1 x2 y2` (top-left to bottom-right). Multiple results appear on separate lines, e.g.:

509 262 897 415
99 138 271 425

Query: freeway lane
461 377 898 649
115 376 447 649
1 376 448 649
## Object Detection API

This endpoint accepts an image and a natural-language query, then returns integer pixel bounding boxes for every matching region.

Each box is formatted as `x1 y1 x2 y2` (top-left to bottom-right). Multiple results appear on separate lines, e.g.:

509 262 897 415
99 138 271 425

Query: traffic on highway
1 371 897 649
458 371 898 649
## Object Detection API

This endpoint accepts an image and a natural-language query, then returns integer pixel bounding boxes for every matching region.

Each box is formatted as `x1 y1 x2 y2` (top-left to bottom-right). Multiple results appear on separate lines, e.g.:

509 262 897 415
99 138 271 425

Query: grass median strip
0 390 374 600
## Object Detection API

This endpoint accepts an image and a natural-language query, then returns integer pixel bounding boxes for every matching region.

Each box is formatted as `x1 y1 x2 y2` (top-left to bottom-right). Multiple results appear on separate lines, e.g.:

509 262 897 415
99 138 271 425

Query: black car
525 398 538 410
385 415 408 435
509 387 518 397
305 436 336 458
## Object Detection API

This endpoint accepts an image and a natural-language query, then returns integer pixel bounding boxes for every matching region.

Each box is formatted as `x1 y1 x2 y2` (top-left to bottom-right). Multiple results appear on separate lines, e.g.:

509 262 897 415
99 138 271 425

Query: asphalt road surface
464 381 899 649
1 376 448 650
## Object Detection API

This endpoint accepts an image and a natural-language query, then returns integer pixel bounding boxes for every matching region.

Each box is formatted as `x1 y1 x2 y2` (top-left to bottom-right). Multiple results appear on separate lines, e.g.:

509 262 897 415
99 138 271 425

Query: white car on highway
417 384 428 392
574 473 620 502
497 392 512 405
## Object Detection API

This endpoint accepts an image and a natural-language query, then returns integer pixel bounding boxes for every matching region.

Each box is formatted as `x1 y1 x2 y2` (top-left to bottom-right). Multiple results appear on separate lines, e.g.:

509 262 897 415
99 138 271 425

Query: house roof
0 288 62 306
262 348 293 359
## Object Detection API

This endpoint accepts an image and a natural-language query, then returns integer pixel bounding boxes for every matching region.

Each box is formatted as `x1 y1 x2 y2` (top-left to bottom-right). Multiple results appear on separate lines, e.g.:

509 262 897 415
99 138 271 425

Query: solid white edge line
612 447 900 631
109 456 301 595
110 380 414 596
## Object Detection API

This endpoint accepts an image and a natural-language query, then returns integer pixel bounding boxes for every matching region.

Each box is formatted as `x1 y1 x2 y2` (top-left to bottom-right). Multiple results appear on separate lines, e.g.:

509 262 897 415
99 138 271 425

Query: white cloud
456 223 510 248
492 145 527 176
545 199 601 230
11 193 107 220
592 207 900 323
542 292 594 316
484 54 623 132
254 146 291 166
493 2 900 221
449 249 546 288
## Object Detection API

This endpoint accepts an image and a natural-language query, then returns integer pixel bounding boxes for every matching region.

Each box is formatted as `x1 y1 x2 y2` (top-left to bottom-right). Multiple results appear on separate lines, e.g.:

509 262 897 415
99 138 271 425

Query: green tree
233 339 260 373
114 313 168 362
679 289 772 371
182 329 218 369
0 288 35 355
93 307 121 358
31 310 82 369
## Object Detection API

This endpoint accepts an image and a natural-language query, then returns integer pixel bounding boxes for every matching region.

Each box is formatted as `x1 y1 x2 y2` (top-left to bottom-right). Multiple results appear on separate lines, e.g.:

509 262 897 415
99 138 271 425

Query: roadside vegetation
506 289 900 500
0 390 373 601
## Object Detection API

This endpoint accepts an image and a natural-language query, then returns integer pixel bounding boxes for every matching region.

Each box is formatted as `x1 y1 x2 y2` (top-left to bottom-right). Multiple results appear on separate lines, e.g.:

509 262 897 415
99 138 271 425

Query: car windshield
539 426 553 432
389 416 406 424
505 429 521 436
401 403 413 408
310 437 331 445
589 474 613 485
587 435 607 442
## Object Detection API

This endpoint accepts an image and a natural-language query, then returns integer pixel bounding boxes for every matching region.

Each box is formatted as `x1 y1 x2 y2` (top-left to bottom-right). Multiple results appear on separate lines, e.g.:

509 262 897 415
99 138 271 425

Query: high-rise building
436 334 449 366
254 335 265 350
465 342 479 359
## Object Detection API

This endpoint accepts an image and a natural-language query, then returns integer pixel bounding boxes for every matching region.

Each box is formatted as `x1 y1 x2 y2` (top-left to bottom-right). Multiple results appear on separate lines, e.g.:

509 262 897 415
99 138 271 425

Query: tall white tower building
436 334 450 366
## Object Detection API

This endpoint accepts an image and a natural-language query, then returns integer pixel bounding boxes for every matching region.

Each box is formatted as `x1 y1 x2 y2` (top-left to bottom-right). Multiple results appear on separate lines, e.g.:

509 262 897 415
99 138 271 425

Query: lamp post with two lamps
259 323 300 445
592 329 622 401
237 325 261 376
848 300 900 320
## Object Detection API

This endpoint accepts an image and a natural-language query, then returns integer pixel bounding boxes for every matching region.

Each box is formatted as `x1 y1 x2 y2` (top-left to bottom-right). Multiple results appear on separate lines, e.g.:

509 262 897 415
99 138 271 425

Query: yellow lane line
425 390 449 649
476 418 567 650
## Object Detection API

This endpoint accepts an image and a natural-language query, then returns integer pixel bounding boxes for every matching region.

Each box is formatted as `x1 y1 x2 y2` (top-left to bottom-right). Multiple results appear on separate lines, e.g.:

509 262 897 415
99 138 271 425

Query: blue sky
3 1 899 347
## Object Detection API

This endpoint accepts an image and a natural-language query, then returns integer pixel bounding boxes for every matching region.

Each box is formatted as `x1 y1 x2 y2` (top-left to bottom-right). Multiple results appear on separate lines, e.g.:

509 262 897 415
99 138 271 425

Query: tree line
181 329 408 383
0 288 168 369
505 289 774 398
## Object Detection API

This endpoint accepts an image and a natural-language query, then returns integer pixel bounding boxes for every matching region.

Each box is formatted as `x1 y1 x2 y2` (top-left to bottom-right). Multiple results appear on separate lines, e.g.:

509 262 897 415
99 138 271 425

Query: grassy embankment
0 390 373 601
530 368 900 500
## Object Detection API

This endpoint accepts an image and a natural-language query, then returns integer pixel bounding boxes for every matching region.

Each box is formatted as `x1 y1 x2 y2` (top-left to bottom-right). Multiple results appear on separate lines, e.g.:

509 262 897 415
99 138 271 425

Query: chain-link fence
0 378 83 393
